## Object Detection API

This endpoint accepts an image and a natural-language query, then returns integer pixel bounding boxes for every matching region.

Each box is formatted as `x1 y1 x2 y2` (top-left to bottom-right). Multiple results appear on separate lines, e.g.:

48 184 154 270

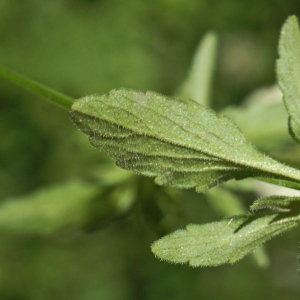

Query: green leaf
0 169 137 236
70 88 300 192
277 16 300 137
288 116 300 145
177 31 218 106
206 186 246 216
207 185 270 268
255 177 300 191
0 180 99 235
151 202 300 266
250 195 300 212
222 85 290 153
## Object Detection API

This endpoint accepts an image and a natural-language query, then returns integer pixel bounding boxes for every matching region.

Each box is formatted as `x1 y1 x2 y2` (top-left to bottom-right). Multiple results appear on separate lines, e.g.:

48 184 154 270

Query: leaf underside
70 89 300 192
152 195 300 267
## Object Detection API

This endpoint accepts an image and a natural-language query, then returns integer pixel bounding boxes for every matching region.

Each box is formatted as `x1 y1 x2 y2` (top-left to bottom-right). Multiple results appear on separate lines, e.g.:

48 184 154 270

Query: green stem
0 65 75 110
255 177 300 191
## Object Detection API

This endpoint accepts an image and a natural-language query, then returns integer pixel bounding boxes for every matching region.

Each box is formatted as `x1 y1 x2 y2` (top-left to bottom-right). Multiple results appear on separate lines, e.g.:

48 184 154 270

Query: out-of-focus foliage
1 1 300 299
223 85 289 153
277 16 300 142
177 31 218 107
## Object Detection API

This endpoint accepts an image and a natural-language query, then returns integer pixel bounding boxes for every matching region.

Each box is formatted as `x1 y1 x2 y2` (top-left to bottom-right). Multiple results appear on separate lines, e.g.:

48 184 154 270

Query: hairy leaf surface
70 89 300 192
251 195 300 212
151 199 300 266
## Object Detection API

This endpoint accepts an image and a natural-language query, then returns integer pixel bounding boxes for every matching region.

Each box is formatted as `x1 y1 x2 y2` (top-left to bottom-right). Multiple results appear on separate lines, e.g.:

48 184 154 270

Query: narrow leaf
177 31 218 106
255 177 300 191
151 207 300 267
277 16 300 137
70 89 300 192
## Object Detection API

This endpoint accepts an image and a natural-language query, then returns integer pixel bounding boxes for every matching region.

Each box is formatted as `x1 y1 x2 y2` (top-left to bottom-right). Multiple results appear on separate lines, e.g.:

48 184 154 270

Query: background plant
1 1 300 300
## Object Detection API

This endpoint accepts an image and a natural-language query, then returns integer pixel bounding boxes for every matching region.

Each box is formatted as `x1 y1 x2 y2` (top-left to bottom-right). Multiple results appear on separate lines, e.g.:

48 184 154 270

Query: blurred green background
1 0 300 299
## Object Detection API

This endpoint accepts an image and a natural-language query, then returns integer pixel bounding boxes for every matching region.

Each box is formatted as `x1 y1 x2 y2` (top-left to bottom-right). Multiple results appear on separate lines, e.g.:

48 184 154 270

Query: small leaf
70 89 300 192
151 208 300 267
277 16 300 138
250 195 300 212
177 31 218 106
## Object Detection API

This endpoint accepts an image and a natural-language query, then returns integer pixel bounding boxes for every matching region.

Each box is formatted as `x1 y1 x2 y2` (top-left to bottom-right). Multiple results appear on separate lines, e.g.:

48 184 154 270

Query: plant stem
256 177 300 191
0 65 75 110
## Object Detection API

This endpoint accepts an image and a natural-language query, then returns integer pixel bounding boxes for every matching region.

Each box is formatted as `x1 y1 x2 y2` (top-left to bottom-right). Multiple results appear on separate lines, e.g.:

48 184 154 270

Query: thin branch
0 65 75 110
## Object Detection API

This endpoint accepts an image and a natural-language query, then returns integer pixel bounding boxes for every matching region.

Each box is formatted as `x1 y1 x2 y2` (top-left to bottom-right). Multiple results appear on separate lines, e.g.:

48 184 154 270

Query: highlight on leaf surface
151 196 300 267
277 15 300 141
70 88 300 192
